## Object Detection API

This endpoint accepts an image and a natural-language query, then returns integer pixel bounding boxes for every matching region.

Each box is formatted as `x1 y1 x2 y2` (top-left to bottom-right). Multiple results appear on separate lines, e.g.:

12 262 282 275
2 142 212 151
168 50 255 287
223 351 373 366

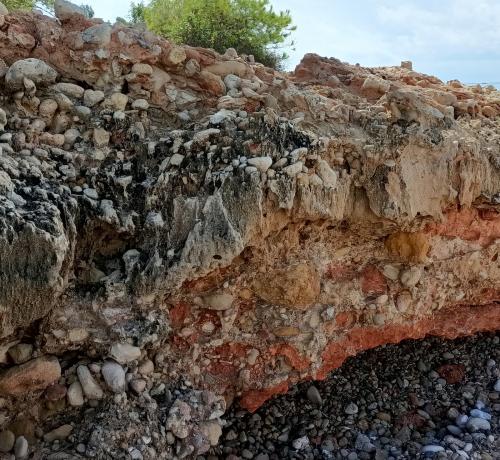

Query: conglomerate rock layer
0 2 499 458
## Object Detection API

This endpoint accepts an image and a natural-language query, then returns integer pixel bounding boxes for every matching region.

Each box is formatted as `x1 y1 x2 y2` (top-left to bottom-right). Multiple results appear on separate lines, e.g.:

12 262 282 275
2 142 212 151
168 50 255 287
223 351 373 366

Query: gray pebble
466 417 491 432
0 430 15 453
306 385 322 406
13 436 28 459
345 402 359 415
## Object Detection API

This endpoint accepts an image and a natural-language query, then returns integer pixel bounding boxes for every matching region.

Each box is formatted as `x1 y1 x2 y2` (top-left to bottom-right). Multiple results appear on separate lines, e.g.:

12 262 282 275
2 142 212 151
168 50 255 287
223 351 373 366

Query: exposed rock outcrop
0 2 498 457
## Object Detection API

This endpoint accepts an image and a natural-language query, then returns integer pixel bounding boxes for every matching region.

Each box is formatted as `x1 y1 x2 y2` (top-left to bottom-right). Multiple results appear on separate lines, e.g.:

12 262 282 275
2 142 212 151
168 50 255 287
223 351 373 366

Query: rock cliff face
0 1 499 457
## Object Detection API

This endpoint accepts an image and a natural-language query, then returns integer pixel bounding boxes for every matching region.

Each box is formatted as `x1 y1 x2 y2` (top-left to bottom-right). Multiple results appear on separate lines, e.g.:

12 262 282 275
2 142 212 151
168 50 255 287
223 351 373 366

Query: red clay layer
427 208 500 246
240 302 500 412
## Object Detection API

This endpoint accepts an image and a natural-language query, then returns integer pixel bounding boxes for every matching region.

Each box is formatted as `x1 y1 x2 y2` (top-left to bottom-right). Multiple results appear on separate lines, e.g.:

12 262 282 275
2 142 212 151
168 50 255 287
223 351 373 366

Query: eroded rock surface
0 1 498 457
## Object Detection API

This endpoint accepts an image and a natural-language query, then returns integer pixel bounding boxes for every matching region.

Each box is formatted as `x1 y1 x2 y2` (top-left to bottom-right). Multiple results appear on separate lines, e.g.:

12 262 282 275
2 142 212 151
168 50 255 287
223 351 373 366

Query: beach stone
470 409 492 420
345 402 359 415
0 108 7 131
93 128 110 147
132 99 149 110
129 379 147 394
54 0 86 20
83 89 105 107
466 417 491 432
5 58 58 90
306 385 322 405
82 24 111 46
203 293 234 311
247 156 273 172
422 445 445 454
109 93 128 111
5 59 57 90
200 420 222 446
138 359 154 375
44 383 67 401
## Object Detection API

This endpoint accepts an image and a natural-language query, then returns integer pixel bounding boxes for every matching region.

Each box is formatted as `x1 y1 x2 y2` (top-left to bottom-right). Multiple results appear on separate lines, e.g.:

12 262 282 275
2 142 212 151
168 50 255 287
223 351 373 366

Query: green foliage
80 3 94 18
130 0 295 69
129 1 146 24
3 0 92 17
3 0 54 11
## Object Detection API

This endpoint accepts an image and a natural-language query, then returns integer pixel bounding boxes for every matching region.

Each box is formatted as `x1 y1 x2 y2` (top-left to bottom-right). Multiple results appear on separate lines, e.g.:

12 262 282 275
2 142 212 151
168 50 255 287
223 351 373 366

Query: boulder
81 24 111 46
54 0 86 21
5 59 58 90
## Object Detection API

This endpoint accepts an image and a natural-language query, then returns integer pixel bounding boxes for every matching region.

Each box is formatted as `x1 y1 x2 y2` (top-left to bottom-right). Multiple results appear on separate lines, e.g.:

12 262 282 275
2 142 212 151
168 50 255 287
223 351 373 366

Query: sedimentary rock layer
0 1 498 457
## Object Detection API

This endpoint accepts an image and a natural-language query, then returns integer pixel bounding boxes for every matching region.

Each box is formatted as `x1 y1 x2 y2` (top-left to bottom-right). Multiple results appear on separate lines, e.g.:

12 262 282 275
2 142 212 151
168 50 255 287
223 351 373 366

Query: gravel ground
207 333 500 460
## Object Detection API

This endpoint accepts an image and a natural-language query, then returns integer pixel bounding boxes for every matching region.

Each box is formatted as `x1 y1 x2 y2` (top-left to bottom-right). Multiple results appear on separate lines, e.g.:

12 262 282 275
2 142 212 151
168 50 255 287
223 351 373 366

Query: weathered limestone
0 6 498 448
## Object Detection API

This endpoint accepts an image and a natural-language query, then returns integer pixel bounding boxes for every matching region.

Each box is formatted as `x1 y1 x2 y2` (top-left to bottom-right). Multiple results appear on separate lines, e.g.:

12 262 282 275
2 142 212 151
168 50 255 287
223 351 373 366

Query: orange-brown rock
0 356 61 397
252 263 321 309
436 364 466 384
385 231 430 263
427 208 500 246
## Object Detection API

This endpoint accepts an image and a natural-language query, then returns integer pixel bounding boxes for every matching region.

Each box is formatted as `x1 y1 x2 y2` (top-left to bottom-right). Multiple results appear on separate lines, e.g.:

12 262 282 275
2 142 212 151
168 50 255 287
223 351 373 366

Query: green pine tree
129 0 295 69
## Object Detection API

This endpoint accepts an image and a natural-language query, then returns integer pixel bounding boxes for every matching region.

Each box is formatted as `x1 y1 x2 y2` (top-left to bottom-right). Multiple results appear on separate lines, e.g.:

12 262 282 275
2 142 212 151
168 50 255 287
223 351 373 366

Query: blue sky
83 0 499 85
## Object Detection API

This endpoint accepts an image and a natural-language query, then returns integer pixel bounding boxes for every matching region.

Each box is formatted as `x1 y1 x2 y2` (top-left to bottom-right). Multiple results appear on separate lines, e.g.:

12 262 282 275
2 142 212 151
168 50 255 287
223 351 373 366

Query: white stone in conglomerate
110 343 141 364
67 381 84 406
14 435 28 459
247 156 272 172
101 360 126 393
77 365 103 400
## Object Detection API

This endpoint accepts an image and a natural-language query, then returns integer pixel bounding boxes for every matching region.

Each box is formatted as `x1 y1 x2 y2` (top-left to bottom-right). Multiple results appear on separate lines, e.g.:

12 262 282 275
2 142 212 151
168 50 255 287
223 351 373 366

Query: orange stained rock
240 381 290 413
273 326 301 337
240 302 500 411
169 301 191 329
252 263 320 309
360 265 387 295
0 356 61 397
207 361 239 380
269 344 310 371
205 342 250 381
385 231 430 263
436 364 466 384
426 208 500 246
325 262 356 282
334 311 356 329
317 303 500 380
